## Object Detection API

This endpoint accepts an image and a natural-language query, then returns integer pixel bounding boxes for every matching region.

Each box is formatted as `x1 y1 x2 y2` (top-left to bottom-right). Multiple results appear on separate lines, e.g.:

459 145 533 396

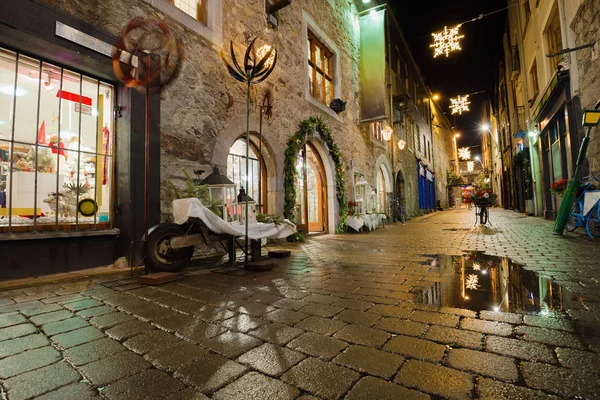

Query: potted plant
550 179 569 197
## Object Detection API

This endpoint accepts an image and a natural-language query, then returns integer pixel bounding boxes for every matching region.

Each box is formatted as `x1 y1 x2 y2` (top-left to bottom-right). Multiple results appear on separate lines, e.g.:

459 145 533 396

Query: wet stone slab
345 376 430 400
212 371 299 400
280 357 360 400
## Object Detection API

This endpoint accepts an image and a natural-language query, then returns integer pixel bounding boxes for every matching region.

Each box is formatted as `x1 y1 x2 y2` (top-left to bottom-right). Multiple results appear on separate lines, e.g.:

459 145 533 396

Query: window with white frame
0 47 115 233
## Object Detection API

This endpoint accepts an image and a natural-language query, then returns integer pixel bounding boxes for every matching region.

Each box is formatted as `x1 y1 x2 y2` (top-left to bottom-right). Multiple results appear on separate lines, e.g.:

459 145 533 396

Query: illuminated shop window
0 48 114 233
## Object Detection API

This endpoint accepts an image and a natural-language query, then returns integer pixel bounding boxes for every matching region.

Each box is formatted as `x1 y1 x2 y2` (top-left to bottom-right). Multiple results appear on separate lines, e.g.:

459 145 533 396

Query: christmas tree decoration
458 147 472 160
450 95 470 115
465 274 480 290
467 161 475 172
430 25 464 58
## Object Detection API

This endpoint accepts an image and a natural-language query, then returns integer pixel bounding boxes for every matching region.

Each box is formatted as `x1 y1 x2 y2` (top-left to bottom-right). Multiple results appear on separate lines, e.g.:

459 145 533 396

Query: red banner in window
56 90 92 106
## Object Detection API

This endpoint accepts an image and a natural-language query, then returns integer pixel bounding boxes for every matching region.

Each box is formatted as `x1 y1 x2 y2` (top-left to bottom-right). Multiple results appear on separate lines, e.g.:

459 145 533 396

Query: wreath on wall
284 116 348 233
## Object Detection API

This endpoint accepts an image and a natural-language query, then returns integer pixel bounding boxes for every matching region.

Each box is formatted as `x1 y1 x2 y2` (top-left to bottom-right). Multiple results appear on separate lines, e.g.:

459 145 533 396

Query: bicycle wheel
586 204 600 239
480 206 488 225
565 199 581 232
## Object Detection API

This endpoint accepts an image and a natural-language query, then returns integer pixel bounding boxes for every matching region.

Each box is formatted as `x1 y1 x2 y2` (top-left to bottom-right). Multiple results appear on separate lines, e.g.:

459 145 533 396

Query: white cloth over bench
172 198 296 240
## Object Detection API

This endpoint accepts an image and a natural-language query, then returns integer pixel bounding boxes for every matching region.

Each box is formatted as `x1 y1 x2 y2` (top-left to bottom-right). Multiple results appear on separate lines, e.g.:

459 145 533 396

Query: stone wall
572 0 600 178
42 0 370 230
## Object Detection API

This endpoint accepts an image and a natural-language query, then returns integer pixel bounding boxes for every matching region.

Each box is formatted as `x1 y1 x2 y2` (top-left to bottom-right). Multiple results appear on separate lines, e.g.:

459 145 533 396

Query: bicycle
394 198 406 224
474 203 489 226
565 176 600 238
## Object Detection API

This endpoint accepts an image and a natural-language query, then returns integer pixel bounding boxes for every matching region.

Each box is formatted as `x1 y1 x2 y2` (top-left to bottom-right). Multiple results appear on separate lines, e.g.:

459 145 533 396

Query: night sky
392 0 508 153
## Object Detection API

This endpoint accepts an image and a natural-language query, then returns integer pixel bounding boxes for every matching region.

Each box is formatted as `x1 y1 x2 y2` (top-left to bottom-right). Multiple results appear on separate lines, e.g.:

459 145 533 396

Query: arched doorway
396 171 406 218
376 164 392 214
227 138 268 213
295 142 327 233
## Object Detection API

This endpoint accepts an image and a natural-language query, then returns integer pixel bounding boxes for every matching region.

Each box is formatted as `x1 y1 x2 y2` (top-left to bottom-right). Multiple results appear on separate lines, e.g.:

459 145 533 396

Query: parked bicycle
474 203 489 225
565 176 600 238
394 198 406 224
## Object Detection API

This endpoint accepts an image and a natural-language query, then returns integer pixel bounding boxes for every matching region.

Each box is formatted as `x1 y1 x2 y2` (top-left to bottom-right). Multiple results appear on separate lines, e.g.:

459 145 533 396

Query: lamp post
453 133 460 175
222 33 277 262
553 105 600 235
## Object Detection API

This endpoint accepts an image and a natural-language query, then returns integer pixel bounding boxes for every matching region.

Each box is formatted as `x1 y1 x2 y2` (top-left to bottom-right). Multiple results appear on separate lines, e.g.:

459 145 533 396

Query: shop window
308 31 335 106
0 48 114 233
546 11 562 71
529 59 539 102
227 139 266 212
171 0 206 24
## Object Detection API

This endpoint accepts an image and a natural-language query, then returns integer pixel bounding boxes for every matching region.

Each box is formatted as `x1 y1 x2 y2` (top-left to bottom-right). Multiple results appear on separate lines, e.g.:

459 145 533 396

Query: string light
458 147 472 160
450 95 471 115
430 25 464 58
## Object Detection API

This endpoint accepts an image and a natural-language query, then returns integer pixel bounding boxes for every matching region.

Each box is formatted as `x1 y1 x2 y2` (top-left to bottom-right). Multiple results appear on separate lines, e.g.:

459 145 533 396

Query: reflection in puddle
414 252 565 314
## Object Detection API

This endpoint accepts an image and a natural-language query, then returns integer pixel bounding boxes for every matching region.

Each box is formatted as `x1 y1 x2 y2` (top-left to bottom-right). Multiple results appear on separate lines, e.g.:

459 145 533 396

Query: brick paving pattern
1 208 600 399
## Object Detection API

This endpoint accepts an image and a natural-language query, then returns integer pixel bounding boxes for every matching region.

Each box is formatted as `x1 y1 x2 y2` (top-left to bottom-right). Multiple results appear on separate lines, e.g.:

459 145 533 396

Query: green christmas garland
284 116 348 233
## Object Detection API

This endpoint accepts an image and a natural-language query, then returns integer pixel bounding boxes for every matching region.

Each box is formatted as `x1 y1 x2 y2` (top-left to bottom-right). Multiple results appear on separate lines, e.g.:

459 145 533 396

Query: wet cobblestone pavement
2 208 600 399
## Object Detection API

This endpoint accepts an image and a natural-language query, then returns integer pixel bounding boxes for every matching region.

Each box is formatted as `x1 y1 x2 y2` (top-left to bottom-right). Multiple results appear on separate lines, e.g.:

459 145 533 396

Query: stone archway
284 117 346 233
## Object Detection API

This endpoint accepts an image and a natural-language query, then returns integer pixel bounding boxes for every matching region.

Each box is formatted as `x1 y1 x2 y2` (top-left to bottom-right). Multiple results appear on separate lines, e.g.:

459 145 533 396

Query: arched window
226 139 267 212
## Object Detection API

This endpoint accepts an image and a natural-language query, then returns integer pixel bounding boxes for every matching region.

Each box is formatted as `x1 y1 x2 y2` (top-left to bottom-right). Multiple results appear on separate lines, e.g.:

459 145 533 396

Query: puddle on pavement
414 252 566 314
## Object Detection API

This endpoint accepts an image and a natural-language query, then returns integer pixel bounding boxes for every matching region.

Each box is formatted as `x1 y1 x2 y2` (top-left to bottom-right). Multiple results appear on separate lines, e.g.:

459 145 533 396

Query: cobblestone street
2 208 600 399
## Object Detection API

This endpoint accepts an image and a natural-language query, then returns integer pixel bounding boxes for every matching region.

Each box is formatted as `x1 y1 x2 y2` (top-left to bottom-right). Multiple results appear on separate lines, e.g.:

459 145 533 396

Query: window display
0 48 114 232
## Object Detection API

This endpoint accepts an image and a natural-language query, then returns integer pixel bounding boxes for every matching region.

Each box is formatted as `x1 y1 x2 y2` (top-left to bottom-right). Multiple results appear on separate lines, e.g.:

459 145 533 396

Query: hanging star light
467 161 475 172
458 147 472 160
472 263 481 271
430 25 464 58
450 95 471 115
382 125 393 141
465 274 480 290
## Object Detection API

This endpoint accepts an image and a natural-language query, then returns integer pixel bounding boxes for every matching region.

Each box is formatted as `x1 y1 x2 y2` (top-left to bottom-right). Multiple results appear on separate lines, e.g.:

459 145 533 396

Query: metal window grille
0 47 115 233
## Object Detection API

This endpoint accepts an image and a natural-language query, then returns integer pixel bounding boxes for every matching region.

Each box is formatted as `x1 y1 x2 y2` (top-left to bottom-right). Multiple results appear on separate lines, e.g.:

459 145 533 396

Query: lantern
398 139 406 150
237 188 257 224
200 166 237 222
354 175 369 215
382 125 393 141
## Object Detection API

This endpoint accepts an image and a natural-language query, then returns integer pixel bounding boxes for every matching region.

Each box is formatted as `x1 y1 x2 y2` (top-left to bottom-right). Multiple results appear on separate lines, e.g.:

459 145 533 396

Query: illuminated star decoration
430 25 464 58
450 95 471 115
458 147 472 160
467 161 475 172
472 263 481 271
466 274 480 290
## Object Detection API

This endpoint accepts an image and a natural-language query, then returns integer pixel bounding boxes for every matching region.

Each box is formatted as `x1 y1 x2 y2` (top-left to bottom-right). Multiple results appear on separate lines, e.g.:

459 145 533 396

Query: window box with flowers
550 179 569 197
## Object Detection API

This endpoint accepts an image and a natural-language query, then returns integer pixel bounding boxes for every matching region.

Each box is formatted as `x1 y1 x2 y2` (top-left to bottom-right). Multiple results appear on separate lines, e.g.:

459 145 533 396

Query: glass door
294 143 327 233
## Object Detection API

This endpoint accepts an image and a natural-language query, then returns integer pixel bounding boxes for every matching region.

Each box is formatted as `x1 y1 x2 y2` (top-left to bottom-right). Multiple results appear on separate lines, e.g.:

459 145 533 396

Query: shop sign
55 22 137 66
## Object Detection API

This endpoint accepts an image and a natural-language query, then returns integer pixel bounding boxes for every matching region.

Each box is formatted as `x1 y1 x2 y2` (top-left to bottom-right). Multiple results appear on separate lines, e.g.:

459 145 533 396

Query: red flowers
550 179 569 196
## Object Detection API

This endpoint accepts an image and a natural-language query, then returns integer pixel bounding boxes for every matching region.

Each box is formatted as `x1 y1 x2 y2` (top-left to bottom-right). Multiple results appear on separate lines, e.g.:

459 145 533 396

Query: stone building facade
571 0 600 178
0 0 454 277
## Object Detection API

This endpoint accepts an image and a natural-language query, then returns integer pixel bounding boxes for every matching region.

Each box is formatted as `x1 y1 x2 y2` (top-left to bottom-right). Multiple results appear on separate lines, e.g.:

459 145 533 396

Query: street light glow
454 133 461 138
474 155 481 161
481 123 490 131
432 94 440 101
